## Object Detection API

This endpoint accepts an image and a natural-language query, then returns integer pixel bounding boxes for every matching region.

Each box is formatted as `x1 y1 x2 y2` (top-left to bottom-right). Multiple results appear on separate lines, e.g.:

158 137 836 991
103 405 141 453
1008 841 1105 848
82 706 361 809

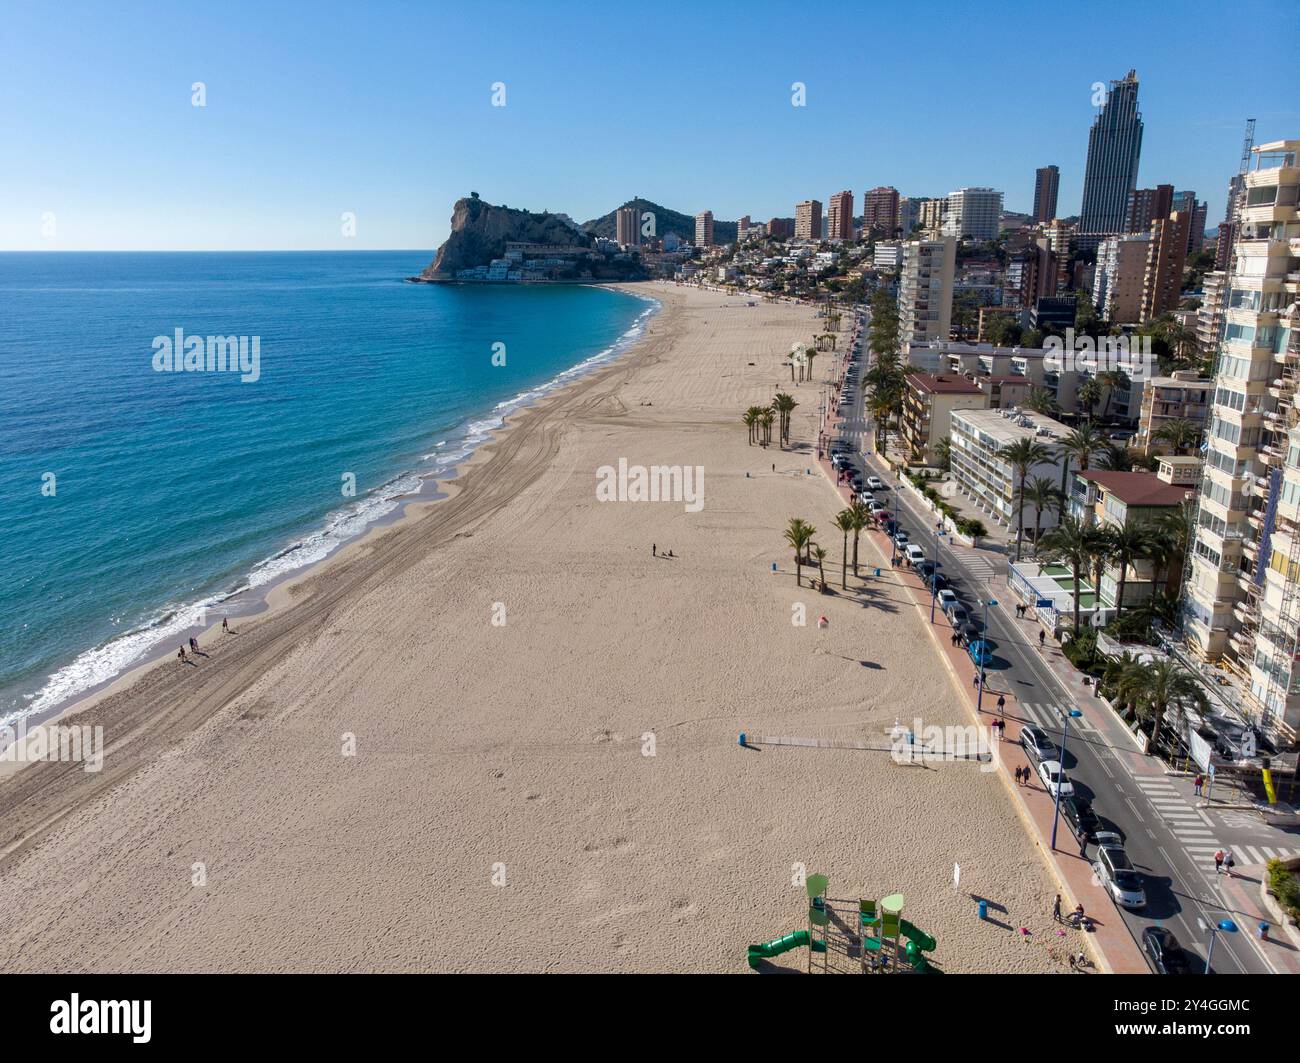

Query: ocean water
0 252 655 726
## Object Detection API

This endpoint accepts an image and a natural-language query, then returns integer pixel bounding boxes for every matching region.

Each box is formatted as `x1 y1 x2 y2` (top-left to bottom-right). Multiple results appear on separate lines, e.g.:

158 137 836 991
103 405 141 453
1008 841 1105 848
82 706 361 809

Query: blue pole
1204 926 1217 975
930 520 941 623
976 599 987 714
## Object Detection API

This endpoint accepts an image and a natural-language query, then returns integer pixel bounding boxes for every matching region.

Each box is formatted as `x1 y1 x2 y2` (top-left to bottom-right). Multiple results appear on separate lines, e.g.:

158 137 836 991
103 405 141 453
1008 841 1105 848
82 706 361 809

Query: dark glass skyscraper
1032 165 1059 223
1079 70 1143 242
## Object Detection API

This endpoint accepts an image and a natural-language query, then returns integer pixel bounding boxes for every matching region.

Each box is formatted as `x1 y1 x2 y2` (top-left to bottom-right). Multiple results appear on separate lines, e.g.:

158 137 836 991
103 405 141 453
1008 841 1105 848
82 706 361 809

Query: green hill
583 199 738 245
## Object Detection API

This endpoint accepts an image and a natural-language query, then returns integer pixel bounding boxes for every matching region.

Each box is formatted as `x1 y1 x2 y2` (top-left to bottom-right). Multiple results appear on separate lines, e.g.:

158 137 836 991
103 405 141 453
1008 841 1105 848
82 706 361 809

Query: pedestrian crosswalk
946 546 998 585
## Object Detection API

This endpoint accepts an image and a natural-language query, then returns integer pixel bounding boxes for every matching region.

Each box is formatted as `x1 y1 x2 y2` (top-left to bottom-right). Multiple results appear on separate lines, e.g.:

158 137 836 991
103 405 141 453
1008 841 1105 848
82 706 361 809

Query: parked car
937 589 959 612
858 491 875 505
1059 796 1100 843
915 560 936 580
1094 844 1145 909
1036 760 1074 798
967 639 994 666
866 476 885 491
893 531 910 549
905 544 926 566
867 501 885 515
1019 724 1057 764
928 572 950 593
948 604 970 627
1141 926 1191 974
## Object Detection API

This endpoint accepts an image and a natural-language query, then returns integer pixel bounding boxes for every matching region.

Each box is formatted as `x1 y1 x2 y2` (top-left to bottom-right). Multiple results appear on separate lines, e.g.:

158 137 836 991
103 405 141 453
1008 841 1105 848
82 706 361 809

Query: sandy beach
0 283 1069 973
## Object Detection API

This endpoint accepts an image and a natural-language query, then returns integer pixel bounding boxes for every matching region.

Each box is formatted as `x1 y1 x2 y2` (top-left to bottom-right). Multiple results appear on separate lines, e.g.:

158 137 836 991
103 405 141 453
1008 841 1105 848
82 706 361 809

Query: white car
893 531 909 548
867 500 884 514
904 544 926 565
1037 760 1074 798
937 589 959 611
857 491 875 505
866 476 886 491
1094 845 1146 909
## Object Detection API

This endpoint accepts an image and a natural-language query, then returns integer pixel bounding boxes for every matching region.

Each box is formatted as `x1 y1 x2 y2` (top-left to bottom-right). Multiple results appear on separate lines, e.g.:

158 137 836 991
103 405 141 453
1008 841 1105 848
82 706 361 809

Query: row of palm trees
1100 653 1208 754
1035 506 1194 635
742 393 798 448
785 503 874 591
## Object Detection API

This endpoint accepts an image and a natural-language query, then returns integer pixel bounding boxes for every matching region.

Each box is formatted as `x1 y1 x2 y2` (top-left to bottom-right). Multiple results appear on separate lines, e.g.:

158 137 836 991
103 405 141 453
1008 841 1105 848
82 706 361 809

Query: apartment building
1095 233 1150 323
1139 210 1191 322
901 373 986 465
1197 270 1229 355
897 237 956 349
1184 140 1300 741
863 186 900 237
615 206 641 246
1136 370 1212 454
873 242 903 271
949 407 1074 535
1033 165 1060 224
694 210 715 248
941 187 1004 241
827 190 855 241
794 200 822 242
1067 469 1194 609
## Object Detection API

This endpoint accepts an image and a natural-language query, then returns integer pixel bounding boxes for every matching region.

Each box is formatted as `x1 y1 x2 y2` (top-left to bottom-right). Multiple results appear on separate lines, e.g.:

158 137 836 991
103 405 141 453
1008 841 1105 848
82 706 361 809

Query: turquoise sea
0 252 655 726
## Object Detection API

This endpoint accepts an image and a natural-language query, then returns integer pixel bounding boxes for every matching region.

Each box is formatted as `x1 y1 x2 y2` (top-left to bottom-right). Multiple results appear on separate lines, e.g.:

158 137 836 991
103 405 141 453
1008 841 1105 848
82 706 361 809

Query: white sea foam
7 294 661 729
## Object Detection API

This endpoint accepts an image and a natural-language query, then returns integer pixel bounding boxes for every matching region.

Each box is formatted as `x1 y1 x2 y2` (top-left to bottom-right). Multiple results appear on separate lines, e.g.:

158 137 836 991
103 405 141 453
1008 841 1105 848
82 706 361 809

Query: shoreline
0 286 660 749
0 283 1066 973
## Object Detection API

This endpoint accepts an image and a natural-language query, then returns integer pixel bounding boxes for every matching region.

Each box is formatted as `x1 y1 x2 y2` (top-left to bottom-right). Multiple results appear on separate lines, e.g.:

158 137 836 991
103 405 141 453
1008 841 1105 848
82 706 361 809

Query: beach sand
0 283 1069 973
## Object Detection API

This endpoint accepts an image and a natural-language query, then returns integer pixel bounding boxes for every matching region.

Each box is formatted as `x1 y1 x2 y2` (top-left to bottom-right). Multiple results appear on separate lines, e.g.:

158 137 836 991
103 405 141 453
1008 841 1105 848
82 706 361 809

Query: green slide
747 931 825 969
899 919 936 953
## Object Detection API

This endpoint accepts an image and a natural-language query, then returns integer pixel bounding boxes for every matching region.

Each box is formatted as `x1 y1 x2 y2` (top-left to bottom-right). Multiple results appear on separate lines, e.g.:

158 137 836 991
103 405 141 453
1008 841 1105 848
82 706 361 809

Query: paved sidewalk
1214 863 1300 974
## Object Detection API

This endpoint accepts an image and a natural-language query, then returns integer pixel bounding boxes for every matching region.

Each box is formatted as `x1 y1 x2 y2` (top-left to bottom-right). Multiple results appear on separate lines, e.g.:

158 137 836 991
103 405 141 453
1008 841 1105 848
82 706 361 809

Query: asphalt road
837 322 1272 975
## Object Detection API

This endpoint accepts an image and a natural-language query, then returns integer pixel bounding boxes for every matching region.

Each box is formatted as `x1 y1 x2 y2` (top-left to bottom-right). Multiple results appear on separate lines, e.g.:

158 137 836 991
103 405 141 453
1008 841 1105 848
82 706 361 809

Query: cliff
420 196 593 280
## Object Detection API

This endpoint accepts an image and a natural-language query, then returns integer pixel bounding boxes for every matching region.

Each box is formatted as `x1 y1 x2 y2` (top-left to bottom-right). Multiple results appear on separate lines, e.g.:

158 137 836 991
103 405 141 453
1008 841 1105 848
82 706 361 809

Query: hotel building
1139 210 1191 322
615 206 641 246
1033 166 1060 224
795 200 822 242
694 210 715 248
863 186 900 237
1095 233 1150 323
827 190 855 241
901 373 985 466
941 187 1004 241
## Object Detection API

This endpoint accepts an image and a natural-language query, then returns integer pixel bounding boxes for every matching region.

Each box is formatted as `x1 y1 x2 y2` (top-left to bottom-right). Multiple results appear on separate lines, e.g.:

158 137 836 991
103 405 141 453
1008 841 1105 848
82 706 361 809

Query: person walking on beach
1194 773 1204 796
222 617 229 633
1214 849 1224 875
177 646 187 663
1052 894 1062 923
189 637 199 654
652 544 656 557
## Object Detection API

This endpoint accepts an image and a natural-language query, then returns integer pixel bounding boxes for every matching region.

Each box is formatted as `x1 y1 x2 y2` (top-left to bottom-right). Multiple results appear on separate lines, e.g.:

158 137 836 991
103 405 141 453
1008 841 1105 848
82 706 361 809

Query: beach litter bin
977 900 988 921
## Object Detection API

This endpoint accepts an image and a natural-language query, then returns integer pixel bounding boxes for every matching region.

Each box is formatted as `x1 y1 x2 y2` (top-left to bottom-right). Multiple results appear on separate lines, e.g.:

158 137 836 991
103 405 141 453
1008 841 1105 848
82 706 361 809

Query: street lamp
1199 917 1238 975
975 598 998 713
929 518 945 623
1050 707 1083 850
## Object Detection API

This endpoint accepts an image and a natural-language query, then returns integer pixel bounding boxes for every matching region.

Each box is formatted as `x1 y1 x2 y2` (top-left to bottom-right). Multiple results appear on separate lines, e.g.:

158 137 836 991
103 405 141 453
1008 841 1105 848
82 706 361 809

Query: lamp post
1050 707 1083 850
930 518 944 623
1200 917 1238 975
975 598 998 713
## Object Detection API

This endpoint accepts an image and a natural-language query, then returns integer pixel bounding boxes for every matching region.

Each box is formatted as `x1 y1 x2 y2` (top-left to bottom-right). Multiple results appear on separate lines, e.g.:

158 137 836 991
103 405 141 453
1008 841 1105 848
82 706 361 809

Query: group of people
1214 849 1237 876
651 544 675 558
177 617 231 664
1014 764 1033 786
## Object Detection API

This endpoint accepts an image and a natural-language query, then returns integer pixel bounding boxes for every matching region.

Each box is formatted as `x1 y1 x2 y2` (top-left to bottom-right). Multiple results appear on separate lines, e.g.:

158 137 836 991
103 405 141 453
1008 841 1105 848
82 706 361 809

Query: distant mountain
583 199 738 245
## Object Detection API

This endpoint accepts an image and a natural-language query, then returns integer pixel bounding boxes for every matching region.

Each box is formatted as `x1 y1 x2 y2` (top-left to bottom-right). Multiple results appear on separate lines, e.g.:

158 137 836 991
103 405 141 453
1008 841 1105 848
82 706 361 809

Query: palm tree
869 394 894 454
849 501 871 576
1085 524 1112 607
1024 386 1061 418
784 518 815 587
833 509 855 590
743 406 763 445
999 437 1053 562
1096 368 1130 419
772 393 798 448
1151 503 1194 594
1038 515 1092 634
1152 417 1202 456
1096 443 1135 472
1057 423 1106 518
1110 519 1153 618
1077 378 1104 422
759 408 775 448
1132 658 1209 753
1022 477 1063 555
934 436 952 471
812 545 828 591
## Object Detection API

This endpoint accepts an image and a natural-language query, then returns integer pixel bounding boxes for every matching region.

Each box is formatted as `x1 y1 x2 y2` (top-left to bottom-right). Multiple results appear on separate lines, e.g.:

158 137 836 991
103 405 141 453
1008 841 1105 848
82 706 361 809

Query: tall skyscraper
1171 190 1208 253
694 210 714 248
827 190 855 241
1139 210 1190 322
1032 166 1060 224
794 199 822 241
898 237 956 348
863 186 900 237
1079 70 1144 244
615 206 641 246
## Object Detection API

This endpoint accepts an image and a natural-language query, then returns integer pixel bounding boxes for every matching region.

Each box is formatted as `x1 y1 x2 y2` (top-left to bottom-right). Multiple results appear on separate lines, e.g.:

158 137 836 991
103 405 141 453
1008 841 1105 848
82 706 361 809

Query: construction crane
1239 117 1257 175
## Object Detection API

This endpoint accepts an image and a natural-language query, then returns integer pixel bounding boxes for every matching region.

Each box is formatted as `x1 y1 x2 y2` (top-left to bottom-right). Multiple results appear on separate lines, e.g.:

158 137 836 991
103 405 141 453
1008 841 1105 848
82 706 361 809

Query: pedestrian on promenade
1225 851 1235 876
1079 832 1088 857
997 694 1006 714
1214 849 1224 874
1194 774 1204 796
1052 894 1062 922
1039 630 1046 649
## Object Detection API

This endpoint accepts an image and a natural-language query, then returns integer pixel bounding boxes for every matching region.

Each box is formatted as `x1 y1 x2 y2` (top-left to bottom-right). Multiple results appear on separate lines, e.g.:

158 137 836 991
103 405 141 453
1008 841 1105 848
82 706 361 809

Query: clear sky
2 0 1296 251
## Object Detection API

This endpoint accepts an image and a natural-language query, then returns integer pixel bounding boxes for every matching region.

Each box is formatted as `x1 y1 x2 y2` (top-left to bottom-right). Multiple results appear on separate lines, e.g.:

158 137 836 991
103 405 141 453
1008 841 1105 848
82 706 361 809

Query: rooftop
951 406 1071 447
1078 470 1192 508
909 373 983 396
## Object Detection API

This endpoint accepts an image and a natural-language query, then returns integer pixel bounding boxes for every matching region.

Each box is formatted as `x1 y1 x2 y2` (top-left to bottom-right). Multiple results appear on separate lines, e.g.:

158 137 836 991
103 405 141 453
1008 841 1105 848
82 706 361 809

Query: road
836 318 1273 975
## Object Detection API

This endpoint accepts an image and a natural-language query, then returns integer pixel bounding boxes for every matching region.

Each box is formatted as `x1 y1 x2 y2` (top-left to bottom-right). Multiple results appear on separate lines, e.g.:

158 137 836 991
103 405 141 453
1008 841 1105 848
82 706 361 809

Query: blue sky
2 0 1296 250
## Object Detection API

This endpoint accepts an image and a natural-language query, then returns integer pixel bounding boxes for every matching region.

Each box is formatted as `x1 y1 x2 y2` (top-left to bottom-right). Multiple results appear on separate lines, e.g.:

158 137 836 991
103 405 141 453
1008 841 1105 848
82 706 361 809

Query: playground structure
747 873 939 973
